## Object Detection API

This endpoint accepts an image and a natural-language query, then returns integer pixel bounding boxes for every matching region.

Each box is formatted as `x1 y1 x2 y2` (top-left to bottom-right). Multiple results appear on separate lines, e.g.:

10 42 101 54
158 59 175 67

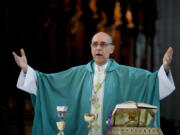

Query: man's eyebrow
92 41 106 43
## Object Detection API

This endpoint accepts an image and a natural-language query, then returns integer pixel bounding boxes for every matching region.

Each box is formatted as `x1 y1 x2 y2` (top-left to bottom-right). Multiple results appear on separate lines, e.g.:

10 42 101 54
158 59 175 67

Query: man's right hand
12 49 28 73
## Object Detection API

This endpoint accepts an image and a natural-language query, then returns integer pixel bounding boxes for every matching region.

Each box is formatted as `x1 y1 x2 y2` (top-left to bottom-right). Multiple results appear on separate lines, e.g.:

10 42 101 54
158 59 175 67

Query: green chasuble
30 59 160 135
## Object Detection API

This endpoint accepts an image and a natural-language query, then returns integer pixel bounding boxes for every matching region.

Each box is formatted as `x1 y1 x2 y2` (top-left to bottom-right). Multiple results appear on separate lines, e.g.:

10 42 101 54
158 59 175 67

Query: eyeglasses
91 41 112 48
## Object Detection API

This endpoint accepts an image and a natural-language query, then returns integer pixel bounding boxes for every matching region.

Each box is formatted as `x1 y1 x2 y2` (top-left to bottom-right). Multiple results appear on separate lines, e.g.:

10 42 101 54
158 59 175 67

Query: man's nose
96 44 102 49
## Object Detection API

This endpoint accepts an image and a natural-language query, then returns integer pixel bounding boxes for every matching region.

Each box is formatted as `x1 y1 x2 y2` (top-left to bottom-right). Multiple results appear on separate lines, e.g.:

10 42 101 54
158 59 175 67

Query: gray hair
91 32 113 44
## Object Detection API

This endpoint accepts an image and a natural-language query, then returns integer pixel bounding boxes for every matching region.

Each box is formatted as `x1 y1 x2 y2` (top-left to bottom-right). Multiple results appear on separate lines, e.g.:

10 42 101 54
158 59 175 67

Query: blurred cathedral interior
3 0 180 134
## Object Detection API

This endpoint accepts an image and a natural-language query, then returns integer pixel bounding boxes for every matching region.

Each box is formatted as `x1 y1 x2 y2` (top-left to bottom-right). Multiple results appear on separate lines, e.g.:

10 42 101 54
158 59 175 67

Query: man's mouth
96 53 103 56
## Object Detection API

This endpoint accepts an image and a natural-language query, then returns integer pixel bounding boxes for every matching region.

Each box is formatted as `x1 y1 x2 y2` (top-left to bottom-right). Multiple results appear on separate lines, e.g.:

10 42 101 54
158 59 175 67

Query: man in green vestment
12 32 175 135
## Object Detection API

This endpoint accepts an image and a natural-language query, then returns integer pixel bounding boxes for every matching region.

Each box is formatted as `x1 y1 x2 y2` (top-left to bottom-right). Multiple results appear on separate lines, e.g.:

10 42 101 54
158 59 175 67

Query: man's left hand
163 47 173 72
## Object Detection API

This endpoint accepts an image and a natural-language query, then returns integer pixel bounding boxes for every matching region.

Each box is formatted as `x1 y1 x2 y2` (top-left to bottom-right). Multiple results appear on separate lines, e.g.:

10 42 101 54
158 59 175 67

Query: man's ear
110 45 115 54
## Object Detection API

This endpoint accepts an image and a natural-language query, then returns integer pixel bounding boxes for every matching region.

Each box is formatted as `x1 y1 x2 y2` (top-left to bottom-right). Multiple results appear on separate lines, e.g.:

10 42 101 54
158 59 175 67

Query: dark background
2 0 180 134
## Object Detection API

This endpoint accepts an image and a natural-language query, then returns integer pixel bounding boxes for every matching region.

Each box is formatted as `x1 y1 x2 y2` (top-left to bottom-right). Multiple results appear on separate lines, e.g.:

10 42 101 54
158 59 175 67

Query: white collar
94 62 108 73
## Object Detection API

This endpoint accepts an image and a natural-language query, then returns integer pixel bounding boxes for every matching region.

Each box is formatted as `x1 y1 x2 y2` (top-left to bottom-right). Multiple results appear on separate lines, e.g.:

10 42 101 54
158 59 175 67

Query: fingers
167 46 173 52
167 47 173 57
12 51 19 59
164 55 172 65
12 49 25 58
12 51 21 67
164 47 173 60
163 47 173 72
20 48 25 57
166 47 173 61
164 51 172 63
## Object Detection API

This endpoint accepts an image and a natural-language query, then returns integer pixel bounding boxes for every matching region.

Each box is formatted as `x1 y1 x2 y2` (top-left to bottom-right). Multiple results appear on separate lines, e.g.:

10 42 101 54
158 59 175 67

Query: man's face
91 34 114 66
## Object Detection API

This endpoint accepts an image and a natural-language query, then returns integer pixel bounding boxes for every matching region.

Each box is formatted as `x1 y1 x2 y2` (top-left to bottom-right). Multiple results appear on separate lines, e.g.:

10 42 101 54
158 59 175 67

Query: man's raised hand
163 47 173 72
12 49 28 73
